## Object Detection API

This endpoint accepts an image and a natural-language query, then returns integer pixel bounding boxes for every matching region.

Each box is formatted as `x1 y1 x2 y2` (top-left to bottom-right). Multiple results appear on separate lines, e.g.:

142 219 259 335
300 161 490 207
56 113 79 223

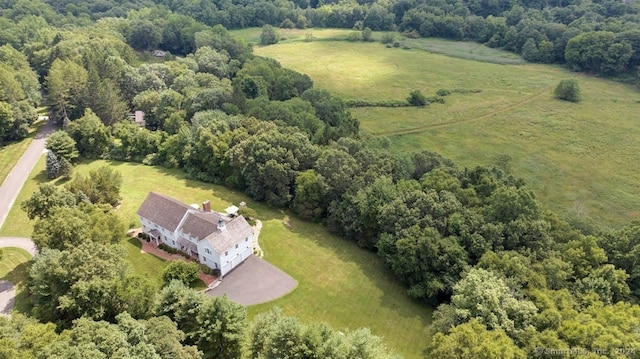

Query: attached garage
240 247 252 260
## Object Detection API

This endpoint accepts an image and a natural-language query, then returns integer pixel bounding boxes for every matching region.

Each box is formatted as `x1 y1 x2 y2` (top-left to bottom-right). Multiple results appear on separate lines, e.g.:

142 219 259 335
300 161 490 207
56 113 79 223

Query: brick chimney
202 200 211 212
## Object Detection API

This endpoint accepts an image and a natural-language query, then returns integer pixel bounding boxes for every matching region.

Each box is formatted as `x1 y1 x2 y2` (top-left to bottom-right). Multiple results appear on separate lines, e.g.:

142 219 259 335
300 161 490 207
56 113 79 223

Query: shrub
345 99 411 107
238 207 258 226
159 243 178 254
260 25 279 45
437 89 452 96
279 18 295 29
407 90 428 106
393 39 401 48
554 79 581 102
427 96 446 104
162 261 200 286
362 27 373 41
381 33 395 44
137 232 150 241
200 264 214 276
347 31 361 42
0 248 4 260
403 30 420 39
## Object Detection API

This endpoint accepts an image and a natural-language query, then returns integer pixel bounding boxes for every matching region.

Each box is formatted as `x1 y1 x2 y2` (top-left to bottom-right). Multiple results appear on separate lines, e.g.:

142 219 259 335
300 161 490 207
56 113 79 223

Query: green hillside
251 36 640 228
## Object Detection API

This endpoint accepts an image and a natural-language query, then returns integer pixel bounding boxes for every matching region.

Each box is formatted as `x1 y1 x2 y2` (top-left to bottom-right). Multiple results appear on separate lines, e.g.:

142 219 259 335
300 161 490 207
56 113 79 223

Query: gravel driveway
206 255 297 306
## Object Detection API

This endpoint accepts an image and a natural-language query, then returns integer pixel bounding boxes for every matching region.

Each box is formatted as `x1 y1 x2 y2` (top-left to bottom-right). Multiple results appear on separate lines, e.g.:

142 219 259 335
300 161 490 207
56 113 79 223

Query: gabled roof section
205 215 254 253
137 192 191 232
180 210 225 240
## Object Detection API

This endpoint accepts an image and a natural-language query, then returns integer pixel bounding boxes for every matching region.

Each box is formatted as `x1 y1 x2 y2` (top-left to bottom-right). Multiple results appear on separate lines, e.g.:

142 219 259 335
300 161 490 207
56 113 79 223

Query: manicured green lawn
2 159 432 358
250 218 432 358
0 247 32 314
251 39 640 228
0 119 46 186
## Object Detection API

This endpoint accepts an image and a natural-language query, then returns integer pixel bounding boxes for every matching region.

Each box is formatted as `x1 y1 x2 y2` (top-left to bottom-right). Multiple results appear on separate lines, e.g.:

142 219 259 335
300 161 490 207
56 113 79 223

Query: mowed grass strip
0 247 32 314
4 159 432 358
252 39 640 228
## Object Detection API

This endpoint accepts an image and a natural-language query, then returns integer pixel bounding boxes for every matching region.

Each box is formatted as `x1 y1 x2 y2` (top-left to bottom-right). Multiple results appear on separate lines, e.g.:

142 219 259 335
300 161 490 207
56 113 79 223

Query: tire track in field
373 85 555 137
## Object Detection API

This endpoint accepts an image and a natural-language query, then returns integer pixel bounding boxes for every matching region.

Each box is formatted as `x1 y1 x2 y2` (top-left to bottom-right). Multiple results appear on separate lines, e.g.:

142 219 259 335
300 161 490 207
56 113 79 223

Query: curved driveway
0 237 37 256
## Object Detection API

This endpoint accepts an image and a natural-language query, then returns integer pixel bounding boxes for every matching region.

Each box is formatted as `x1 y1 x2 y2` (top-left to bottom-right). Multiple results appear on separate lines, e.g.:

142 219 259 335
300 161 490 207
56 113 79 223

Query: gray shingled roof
137 192 191 232
205 215 254 253
181 209 253 253
138 192 253 254
180 211 225 239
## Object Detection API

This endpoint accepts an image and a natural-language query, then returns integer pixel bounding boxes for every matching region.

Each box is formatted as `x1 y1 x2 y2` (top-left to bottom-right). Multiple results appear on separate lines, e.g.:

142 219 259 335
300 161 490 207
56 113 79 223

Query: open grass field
248 36 640 228
1 159 432 358
0 247 32 314
0 119 46 187
233 27 522 64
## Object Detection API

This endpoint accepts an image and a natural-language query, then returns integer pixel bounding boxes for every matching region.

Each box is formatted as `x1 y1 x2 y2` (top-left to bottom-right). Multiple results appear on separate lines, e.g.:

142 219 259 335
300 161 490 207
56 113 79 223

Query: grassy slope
0 247 32 314
2 159 432 358
250 37 640 228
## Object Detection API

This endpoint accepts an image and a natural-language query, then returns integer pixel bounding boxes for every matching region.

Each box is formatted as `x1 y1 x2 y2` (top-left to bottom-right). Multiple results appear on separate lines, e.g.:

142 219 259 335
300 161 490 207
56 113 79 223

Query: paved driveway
206 255 297 306
0 118 55 230
0 281 15 316
0 238 36 315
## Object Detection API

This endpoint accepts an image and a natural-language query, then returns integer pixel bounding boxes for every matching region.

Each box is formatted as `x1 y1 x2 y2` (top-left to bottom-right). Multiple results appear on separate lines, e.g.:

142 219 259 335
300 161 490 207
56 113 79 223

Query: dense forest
2 0 640 357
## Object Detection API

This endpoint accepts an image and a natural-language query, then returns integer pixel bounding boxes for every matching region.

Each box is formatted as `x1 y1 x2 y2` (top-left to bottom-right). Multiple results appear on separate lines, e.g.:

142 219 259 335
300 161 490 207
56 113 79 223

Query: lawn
0 156 48 237
2 159 432 358
250 39 640 228
0 247 32 314
0 119 46 186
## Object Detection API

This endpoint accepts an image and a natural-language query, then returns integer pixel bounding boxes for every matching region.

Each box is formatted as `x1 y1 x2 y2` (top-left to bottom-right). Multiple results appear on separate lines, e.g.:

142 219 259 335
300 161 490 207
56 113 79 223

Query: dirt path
374 85 555 137
0 118 56 230
0 237 36 316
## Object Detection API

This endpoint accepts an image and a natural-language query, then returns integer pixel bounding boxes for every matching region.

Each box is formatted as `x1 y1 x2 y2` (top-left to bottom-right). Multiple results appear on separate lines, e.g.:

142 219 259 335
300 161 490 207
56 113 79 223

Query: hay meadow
246 29 640 228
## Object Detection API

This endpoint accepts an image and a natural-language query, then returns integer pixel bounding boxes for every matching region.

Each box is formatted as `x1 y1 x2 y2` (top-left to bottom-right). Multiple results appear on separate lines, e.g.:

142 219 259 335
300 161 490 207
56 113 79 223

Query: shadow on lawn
276 215 433 326
103 159 283 222
4 261 33 315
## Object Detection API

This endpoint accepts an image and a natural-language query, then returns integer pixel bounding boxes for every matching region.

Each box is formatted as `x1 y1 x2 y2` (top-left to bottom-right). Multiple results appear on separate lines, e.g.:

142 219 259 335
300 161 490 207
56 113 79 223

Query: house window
172 240 176 246
203 257 206 262
245 237 248 242
205 248 210 254
225 251 228 256
235 244 238 249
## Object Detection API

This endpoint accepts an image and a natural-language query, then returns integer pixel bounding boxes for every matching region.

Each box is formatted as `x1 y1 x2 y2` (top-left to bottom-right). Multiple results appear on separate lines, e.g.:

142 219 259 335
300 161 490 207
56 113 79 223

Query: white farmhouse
137 192 254 276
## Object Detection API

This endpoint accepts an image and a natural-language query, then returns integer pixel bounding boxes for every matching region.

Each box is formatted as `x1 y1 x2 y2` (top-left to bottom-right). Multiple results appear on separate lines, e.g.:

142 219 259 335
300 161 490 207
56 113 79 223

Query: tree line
2 0 640 357
1 0 639 81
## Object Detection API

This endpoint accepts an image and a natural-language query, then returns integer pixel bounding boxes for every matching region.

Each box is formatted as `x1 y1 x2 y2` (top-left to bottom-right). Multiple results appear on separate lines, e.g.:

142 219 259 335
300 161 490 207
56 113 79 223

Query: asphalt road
0 117 56 230
0 118 51 316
